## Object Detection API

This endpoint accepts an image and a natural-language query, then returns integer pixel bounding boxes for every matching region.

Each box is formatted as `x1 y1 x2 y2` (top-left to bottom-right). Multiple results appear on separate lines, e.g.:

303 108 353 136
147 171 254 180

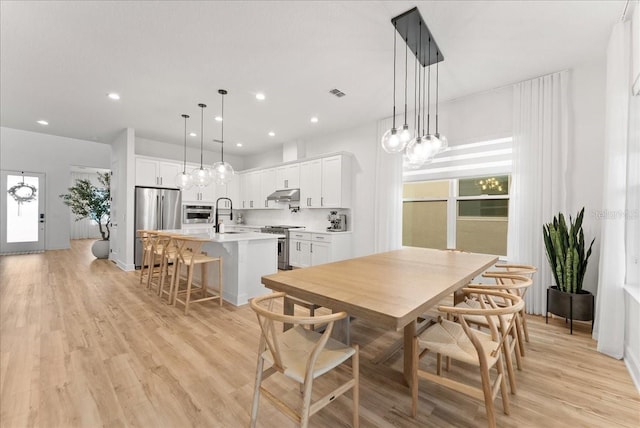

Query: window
403 175 510 256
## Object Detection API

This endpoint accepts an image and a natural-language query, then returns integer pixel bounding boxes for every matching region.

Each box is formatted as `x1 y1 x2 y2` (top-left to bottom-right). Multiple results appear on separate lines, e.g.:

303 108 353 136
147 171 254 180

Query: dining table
261 247 498 384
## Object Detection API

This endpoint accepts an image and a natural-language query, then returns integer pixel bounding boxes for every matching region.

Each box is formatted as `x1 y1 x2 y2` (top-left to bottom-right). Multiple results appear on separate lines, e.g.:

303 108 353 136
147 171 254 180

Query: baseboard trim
113 259 136 271
625 344 640 392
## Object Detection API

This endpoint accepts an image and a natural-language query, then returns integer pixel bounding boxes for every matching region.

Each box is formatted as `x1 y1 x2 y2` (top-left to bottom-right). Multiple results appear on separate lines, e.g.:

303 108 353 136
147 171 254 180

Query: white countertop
300 229 352 234
164 228 283 242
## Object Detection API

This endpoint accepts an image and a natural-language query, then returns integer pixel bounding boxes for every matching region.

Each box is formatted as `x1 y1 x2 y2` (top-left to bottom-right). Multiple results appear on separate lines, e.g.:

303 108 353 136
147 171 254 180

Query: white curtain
593 21 632 359
374 117 403 252
68 171 102 239
507 70 570 315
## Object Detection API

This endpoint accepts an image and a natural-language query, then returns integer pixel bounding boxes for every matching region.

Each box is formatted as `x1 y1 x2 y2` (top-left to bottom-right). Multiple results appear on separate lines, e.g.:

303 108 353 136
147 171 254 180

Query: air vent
329 88 346 98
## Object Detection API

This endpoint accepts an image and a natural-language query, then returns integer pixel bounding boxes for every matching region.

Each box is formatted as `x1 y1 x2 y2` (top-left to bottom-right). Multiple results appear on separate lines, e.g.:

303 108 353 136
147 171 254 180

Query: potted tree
542 207 595 334
60 172 111 258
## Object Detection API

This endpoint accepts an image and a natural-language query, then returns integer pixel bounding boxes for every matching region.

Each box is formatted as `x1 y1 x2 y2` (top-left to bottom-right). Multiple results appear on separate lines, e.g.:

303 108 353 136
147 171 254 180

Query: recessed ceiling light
236 143 243 147
36 120 48 125
310 117 319 123
189 132 197 137
107 93 120 100
268 131 275 137
214 116 222 122
256 93 266 101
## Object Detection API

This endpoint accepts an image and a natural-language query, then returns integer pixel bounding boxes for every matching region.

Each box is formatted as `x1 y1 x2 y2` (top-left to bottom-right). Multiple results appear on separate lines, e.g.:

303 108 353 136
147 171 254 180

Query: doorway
0 170 46 254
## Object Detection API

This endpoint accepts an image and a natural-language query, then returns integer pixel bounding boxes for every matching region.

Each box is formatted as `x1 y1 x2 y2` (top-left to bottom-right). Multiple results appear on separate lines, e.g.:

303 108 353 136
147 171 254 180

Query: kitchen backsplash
239 208 351 231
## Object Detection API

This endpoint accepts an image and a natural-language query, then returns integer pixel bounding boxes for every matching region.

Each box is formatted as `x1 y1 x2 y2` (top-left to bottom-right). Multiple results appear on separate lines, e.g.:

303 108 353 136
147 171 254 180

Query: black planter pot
546 286 594 334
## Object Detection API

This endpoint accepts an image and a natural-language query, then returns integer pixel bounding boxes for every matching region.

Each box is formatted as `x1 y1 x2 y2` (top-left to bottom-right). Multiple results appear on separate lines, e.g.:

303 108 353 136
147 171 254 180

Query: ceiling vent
329 88 346 98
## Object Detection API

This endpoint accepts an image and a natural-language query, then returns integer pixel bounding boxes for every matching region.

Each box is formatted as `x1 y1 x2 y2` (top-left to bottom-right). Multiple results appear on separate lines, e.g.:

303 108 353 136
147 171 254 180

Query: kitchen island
164 227 280 306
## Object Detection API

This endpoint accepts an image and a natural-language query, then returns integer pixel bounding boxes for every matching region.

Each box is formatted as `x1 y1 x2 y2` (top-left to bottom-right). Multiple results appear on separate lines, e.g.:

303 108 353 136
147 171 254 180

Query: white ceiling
0 1 626 156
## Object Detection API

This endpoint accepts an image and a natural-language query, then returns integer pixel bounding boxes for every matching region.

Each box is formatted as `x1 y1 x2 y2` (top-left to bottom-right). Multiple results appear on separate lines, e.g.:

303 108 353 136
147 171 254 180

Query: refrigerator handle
156 195 160 230
161 195 165 229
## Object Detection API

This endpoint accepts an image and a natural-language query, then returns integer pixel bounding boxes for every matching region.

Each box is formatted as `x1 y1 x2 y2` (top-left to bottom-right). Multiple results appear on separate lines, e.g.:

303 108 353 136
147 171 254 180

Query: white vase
91 239 110 259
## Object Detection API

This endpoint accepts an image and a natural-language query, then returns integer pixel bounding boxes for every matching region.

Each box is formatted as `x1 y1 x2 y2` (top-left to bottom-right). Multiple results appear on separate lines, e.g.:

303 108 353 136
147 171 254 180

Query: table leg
283 297 294 331
332 312 350 346
403 320 417 386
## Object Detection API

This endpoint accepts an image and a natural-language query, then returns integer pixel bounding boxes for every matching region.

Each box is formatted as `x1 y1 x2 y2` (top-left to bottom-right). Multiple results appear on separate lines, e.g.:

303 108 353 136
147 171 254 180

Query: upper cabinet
260 168 279 209
320 155 351 208
135 157 181 188
299 159 322 208
181 163 215 202
275 164 300 189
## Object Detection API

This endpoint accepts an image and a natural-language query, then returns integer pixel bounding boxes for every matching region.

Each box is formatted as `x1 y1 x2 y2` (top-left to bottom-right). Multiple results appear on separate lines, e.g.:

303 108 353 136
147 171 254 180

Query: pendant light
211 89 234 185
175 114 193 189
191 103 211 187
434 50 448 153
421 36 440 161
381 23 401 153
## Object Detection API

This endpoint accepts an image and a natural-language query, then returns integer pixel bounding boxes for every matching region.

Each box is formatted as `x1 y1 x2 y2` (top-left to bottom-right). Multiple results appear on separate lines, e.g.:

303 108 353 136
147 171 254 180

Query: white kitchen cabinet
321 155 351 208
260 168 279 209
239 171 261 209
299 159 322 208
289 231 312 268
289 231 351 268
275 164 300 189
181 163 216 202
214 172 239 208
135 157 181 188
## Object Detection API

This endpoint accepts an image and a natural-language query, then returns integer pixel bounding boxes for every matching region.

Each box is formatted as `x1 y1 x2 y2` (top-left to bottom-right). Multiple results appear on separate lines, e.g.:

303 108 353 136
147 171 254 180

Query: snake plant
542 208 595 293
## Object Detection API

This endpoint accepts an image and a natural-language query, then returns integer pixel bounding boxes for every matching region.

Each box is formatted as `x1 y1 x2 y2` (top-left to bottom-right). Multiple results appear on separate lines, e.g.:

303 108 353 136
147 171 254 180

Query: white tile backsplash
238 208 350 231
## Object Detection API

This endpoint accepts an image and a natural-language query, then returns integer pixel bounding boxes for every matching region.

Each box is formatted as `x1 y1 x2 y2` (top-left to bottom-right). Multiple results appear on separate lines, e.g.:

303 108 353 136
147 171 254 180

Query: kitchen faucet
214 197 233 232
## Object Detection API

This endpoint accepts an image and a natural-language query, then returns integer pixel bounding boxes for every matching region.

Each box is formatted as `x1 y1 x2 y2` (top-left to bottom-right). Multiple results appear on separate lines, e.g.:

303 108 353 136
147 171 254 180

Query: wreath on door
7 173 37 215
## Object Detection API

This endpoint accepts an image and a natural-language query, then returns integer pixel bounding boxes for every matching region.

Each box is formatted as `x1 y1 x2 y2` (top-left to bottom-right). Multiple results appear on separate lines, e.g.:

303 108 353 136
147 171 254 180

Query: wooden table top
261 247 498 330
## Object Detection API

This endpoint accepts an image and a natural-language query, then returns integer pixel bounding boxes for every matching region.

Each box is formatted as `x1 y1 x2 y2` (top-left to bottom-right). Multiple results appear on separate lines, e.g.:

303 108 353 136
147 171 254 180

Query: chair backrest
172 235 207 264
438 288 524 359
250 292 347 374
488 263 537 278
480 273 533 300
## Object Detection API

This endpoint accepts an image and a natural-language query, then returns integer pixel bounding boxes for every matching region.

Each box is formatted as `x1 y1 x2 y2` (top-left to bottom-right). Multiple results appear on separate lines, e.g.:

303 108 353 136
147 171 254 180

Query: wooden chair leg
502 338 517 395
512 328 523 370
496 353 510 415
171 262 182 307
515 315 526 357
479 364 497 428
300 376 314 428
218 259 223 306
436 353 442 376
201 260 208 299
520 309 530 342
184 266 194 315
250 355 265 428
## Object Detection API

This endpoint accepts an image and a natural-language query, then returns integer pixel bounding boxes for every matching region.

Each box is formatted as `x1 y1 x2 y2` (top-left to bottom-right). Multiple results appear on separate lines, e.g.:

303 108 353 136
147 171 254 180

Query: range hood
266 188 300 202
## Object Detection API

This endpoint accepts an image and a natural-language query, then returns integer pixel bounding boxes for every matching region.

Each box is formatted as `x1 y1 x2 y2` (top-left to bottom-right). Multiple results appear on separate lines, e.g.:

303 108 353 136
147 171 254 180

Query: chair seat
418 319 500 367
455 299 515 326
181 253 220 266
262 325 356 384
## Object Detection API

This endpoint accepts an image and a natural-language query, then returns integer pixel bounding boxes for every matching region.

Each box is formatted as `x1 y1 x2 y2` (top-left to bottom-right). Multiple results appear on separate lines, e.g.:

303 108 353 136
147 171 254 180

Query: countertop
163 228 283 242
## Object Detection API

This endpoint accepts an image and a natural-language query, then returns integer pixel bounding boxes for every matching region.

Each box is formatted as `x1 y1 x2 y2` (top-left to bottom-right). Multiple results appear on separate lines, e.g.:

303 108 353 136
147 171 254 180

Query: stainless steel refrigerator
134 186 182 268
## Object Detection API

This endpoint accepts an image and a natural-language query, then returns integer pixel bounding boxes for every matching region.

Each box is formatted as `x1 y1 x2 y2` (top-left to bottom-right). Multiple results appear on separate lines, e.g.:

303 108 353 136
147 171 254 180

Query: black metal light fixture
388 7 445 166
211 89 234 185
434 50 448 153
175 113 193 189
191 103 212 187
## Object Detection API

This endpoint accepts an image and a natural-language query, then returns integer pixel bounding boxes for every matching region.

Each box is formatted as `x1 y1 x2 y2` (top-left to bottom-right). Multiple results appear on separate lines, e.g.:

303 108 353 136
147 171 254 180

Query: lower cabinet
289 232 351 268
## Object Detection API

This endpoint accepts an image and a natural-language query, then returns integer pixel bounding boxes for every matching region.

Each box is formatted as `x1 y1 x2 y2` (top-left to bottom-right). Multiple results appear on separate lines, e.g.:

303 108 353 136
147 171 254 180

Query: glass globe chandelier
190 103 212 187
381 22 403 153
175 113 193 189
211 89 234 185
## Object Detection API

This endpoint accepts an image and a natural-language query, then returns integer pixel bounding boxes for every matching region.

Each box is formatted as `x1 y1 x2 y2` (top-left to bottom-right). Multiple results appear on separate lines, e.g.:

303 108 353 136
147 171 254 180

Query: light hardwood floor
1 240 638 427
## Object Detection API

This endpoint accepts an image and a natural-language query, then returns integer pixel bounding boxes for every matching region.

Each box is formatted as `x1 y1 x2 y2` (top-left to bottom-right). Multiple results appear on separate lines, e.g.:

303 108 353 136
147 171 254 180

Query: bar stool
151 231 180 302
171 236 223 315
137 229 156 286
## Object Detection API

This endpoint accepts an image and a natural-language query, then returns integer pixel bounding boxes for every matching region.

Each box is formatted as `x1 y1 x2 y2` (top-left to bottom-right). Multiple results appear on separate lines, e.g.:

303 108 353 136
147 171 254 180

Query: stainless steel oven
182 204 214 224
260 225 304 270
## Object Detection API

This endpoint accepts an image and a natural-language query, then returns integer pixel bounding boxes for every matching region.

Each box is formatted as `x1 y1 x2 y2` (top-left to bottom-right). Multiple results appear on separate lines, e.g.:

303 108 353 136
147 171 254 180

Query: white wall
136 137 244 171
243 147 283 170
0 127 111 250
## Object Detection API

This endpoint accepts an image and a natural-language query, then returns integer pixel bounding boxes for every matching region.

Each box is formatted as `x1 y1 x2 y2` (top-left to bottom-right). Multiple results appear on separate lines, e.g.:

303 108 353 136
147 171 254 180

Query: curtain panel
507 70 570 315
593 20 632 359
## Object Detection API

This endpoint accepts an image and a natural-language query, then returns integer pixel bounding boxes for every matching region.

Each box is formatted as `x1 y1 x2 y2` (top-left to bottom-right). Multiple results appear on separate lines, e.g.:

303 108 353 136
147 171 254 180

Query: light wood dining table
261 247 498 384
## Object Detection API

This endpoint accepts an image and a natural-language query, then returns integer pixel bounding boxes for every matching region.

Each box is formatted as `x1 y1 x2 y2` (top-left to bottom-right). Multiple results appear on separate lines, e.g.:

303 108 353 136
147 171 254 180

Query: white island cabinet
165 228 278 305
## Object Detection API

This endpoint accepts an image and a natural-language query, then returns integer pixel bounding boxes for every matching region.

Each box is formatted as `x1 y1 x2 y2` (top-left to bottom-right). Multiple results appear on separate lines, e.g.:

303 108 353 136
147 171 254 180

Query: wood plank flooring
1 240 638 427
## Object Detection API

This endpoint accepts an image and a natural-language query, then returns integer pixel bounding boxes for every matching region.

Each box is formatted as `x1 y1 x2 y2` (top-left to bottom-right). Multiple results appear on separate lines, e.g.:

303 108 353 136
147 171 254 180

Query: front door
0 170 46 254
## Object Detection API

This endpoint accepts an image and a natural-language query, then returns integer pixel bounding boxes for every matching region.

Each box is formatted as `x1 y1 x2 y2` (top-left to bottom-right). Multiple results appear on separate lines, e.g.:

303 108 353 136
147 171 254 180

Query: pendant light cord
416 22 422 137
403 37 408 125
436 51 439 134
199 104 205 168
221 93 225 163
392 23 397 129
182 114 188 173
426 37 431 135
414 46 418 136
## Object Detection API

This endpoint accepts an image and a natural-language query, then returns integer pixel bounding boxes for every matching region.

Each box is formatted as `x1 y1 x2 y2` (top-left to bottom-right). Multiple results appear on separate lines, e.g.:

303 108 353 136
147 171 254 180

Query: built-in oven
183 204 214 224
260 225 304 270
